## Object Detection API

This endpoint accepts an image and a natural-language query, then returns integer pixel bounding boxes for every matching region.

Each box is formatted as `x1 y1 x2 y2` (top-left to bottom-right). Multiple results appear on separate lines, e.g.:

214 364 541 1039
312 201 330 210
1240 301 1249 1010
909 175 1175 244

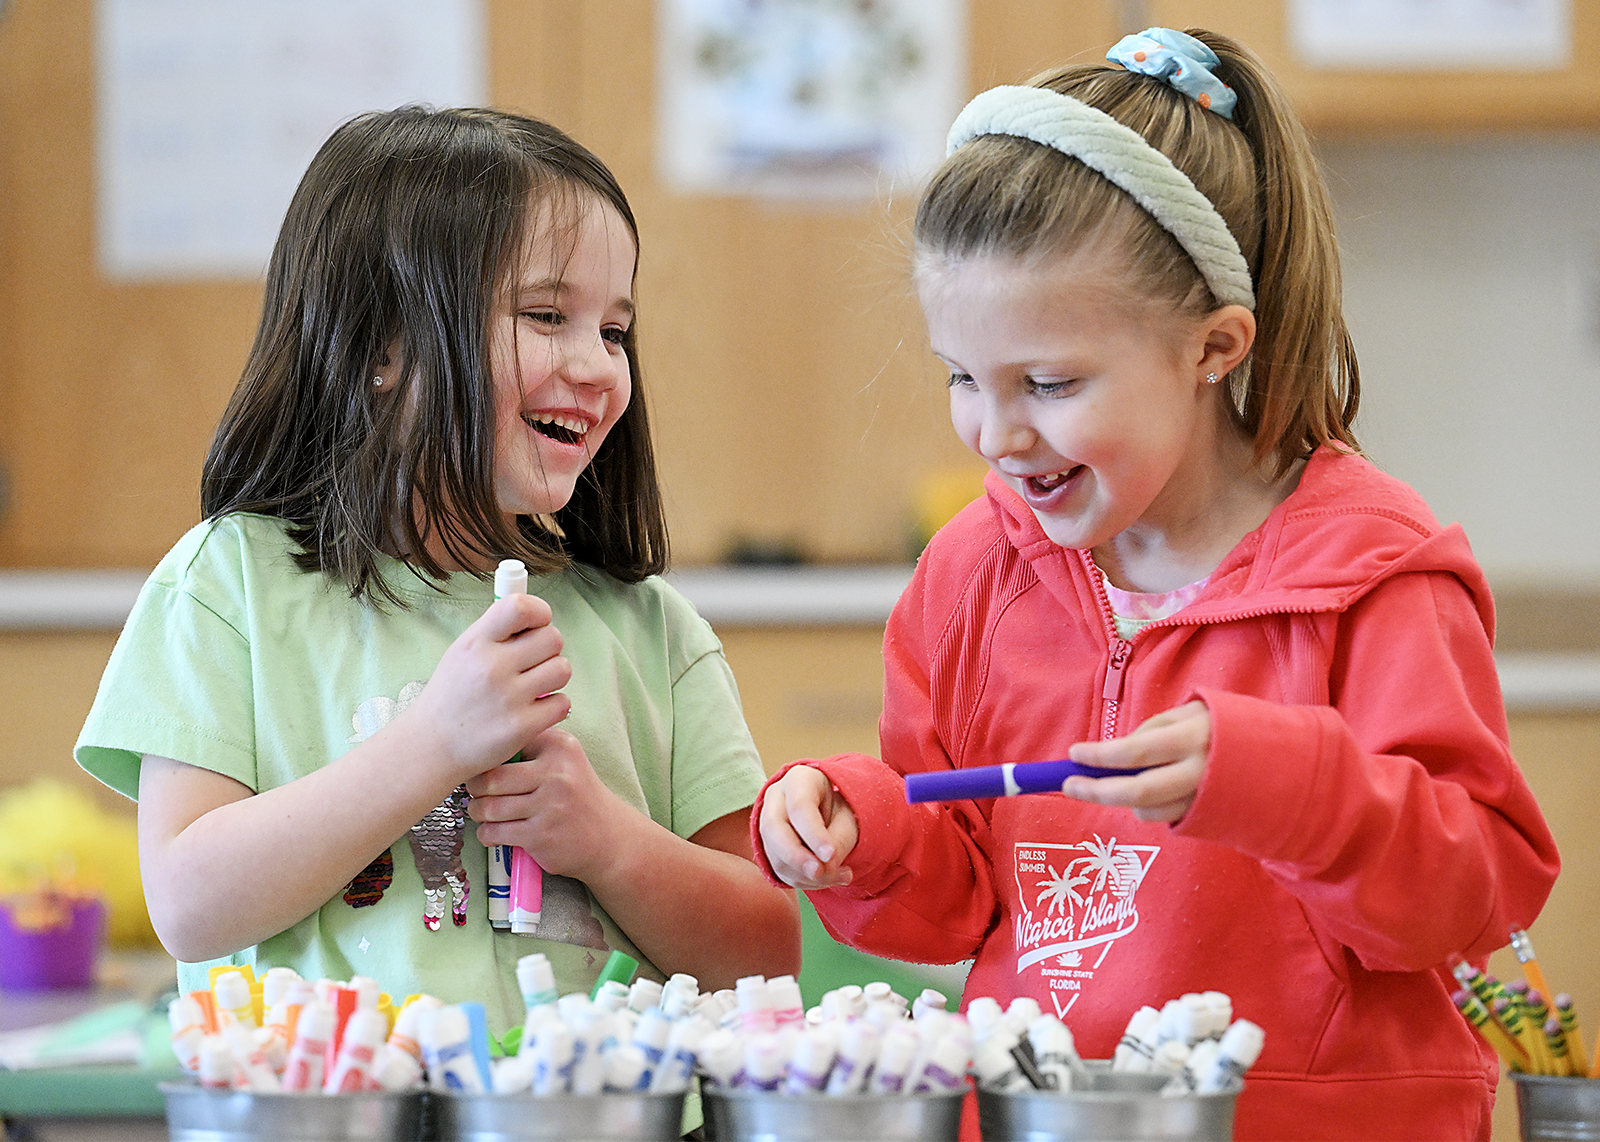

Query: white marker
1199 992 1234 1040
280 1000 333 1092
627 977 665 1014
743 1033 785 1092
388 995 440 1066
736 975 777 1036
196 1034 235 1089
651 1014 711 1095
1027 1014 1082 1091
167 994 206 1074
494 558 544 935
782 1024 840 1094
964 996 1004 1040
825 1018 882 1095
695 1028 744 1090
1193 1020 1264 1095
430 1005 489 1094
971 1035 1031 1093
603 1044 651 1093
1112 1005 1161 1072
568 1009 610 1097
222 1022 281 1092
517 953 559 1013
492 1052 536 1095
911 1030 971 1094
374 1042 425 1092
212 970 256 1028
912 988 949 1021
866 1022 919 1094
532 1020 577 1097
325 1009 385 1093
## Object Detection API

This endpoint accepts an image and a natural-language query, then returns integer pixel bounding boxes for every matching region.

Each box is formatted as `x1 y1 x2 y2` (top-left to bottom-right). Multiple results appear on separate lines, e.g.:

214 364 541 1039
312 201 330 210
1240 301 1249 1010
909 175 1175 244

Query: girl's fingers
1062 758 1203 811
478 593 555 640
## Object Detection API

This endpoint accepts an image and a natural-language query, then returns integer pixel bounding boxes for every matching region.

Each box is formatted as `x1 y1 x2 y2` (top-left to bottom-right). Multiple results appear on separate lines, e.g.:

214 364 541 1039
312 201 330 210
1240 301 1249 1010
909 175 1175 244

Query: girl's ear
1195 305 1256 384
371 339 404 393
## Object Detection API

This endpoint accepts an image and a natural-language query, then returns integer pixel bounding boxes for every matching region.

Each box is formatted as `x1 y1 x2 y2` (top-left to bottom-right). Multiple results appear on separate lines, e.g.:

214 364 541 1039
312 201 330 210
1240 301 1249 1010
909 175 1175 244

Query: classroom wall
2 6 1596 1134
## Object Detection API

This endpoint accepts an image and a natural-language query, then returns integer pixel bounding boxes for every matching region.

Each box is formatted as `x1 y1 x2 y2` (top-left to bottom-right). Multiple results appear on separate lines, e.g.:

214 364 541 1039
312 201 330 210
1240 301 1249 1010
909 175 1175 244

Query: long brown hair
913 29 1359 475
202 106 667 604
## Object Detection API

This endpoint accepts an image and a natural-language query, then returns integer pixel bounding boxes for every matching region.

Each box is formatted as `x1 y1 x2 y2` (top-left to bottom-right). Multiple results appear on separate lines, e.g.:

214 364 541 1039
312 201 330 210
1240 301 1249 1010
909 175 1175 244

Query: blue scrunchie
1107 27 1236 120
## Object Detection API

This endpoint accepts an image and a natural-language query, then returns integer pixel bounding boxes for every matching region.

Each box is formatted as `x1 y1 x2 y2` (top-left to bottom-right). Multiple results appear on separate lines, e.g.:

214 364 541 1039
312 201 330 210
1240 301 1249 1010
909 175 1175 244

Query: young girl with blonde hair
757 29 1557 1140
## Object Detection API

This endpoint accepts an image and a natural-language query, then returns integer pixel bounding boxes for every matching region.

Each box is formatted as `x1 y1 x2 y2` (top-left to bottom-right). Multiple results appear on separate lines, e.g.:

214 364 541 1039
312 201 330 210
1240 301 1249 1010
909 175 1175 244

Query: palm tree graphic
1034 865 1090 917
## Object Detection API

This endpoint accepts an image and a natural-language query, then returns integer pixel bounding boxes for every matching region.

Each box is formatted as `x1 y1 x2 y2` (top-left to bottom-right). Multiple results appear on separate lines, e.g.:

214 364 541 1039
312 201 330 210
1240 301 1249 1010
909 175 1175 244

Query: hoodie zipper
1088 565 1133 741
1101 636 1132 740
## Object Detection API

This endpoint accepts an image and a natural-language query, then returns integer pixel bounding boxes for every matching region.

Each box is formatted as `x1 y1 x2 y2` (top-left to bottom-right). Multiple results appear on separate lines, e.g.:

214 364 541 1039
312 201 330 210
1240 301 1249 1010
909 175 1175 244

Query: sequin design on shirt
347 681 471 929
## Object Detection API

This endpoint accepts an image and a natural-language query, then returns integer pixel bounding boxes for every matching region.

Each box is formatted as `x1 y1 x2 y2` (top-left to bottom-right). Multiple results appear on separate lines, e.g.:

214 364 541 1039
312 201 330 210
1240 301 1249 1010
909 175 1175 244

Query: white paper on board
96 0 487 280
656 0 966 200
1288 0 1571 71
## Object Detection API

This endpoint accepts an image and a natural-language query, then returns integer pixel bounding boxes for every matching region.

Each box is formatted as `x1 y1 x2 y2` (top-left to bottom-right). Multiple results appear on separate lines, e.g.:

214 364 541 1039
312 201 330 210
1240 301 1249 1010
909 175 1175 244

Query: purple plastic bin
0 895 105 991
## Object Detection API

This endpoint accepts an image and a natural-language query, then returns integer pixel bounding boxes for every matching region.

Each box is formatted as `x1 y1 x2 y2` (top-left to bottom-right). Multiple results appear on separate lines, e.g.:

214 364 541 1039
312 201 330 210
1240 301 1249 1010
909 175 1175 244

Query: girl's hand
1061 699 1211 823
398 594 573 784
757 765 859 890
464 727 627 881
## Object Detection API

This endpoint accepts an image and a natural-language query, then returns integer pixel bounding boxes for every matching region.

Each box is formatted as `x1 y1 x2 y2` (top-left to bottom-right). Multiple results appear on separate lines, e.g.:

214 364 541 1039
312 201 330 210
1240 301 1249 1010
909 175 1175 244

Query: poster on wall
657 0 966 200
1288 0 1570 70
96 0 486 280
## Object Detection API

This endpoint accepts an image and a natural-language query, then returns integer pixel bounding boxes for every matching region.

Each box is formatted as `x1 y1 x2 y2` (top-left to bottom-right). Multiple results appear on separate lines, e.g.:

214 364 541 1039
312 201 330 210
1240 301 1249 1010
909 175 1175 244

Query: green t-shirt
76 514 765 1035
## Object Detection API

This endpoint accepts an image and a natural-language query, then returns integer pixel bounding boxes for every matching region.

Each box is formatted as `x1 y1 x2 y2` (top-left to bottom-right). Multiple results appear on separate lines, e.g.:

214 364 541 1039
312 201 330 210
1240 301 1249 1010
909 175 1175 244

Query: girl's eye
1029 378 1075 397
523 310 562 327
602 325 630 346
946 372 975 389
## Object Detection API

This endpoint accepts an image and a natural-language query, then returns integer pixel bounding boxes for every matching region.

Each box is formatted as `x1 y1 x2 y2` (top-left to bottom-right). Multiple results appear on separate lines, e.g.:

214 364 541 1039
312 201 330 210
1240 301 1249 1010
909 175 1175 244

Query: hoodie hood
984 446 1496 643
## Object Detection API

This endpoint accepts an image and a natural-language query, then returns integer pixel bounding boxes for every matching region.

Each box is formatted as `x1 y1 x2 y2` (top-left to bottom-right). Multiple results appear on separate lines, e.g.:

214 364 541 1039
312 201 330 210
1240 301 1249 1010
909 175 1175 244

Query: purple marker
905 758 1154 803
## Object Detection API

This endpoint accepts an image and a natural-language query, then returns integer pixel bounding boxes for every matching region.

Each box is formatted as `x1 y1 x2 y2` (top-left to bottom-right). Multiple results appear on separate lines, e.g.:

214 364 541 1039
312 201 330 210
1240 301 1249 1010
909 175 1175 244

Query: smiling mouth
1026 468 1080 494
525 413 588 446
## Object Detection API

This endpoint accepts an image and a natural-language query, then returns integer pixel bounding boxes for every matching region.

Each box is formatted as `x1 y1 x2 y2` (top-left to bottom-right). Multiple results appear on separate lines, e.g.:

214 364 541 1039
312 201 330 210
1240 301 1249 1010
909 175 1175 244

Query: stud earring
1204 372 1220 384
372 376 385 389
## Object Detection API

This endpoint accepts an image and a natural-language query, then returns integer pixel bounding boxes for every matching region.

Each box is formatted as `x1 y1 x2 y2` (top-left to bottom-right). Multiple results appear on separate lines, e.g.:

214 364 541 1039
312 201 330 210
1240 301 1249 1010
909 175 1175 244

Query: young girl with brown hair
77 106 799 1036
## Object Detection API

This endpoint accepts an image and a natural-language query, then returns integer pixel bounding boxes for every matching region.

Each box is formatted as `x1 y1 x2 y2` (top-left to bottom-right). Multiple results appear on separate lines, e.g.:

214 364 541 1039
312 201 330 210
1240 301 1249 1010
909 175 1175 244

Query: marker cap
494 559 529 598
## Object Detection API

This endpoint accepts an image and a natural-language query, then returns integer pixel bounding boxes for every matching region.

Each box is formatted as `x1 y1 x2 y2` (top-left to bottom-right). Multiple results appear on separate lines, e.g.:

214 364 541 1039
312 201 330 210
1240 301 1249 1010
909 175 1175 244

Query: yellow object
911 465 990 550
0 778 156 947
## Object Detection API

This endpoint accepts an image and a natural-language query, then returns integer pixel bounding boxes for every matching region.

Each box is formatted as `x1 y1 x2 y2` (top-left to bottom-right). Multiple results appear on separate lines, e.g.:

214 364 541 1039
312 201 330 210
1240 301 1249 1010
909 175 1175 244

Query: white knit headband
946 85 1256 311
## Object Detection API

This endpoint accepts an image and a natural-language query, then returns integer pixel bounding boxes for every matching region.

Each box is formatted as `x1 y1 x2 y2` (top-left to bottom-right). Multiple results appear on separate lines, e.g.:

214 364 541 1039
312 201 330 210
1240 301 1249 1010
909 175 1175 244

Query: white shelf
3 568 1596 709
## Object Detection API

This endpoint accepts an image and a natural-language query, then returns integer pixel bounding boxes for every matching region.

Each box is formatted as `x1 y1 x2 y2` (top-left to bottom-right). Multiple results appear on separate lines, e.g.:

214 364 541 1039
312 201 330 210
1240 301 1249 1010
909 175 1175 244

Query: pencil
1494 995 1553 1075
1453 989 1530 1072
1542 1015 1573 1077
1553 994 1589 1077
1509 928 1553 1003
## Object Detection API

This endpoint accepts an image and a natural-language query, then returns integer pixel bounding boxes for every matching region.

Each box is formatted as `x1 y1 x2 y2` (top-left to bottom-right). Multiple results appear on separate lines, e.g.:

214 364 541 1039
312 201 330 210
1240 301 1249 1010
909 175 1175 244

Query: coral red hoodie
754 448 1558 1141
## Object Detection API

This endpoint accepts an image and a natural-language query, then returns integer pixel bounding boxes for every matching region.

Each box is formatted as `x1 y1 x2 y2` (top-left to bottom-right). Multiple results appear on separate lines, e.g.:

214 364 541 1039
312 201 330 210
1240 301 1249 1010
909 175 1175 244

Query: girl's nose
561 328 624 390
978 401 1034 460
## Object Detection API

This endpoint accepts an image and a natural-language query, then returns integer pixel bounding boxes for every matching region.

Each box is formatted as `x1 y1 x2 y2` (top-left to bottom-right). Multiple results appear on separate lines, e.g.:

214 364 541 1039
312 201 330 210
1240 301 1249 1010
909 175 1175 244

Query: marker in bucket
905 758 1156 803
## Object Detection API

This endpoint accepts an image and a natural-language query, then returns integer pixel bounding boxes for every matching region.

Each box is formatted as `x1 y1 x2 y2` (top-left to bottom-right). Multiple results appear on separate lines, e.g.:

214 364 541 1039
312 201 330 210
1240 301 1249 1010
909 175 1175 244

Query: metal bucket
976 1069 1237 1142
701 1088 964 1141
1513 1074 1600 1141
433 1090 686 1141
160 1082 427 1141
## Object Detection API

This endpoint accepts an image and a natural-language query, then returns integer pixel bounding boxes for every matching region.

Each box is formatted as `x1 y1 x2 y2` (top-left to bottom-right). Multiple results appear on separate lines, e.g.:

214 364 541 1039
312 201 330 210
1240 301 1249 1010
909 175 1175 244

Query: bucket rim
703 1087 968 1103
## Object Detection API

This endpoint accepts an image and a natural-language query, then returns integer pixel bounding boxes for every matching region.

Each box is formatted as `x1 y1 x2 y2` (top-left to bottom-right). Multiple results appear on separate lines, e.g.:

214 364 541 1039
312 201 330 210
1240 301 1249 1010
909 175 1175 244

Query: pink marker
495 559 545 936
